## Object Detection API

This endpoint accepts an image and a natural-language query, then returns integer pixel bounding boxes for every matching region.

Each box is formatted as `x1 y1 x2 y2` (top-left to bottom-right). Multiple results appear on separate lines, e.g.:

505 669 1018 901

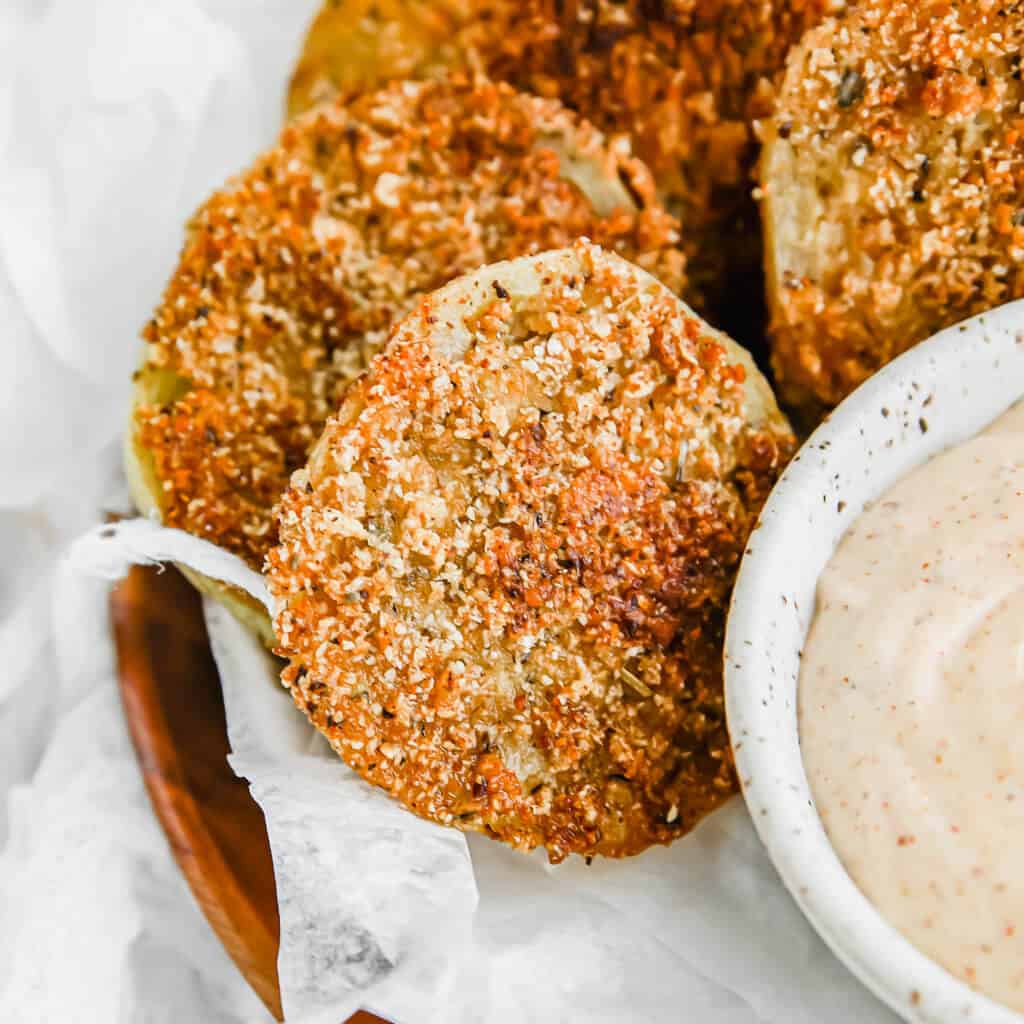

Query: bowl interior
725 300 1024 1024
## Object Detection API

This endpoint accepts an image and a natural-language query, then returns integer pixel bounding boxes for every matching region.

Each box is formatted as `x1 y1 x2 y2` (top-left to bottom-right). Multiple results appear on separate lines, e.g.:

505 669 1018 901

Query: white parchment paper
69 523 898 1024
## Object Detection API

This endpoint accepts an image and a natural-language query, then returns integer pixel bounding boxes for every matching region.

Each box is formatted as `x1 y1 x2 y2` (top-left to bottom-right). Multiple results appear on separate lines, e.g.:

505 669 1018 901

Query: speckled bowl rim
726 300 1024 1024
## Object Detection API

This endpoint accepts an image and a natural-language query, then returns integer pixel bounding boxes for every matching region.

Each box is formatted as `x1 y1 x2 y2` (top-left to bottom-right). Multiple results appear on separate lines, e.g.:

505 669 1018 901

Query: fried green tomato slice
763 0 1024 421
287 0 841 329
129 76 684 616
268 243 793 861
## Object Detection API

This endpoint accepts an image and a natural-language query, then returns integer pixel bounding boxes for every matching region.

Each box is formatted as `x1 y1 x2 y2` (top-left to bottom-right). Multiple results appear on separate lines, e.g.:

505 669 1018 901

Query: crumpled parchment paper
1 1 899 1020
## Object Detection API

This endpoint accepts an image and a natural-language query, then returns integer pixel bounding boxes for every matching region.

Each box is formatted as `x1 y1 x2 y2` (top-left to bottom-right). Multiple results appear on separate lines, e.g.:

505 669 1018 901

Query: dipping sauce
800 401 1024 1012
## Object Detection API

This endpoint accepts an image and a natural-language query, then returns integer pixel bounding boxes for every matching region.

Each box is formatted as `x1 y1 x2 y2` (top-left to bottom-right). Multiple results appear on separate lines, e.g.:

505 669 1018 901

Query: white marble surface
0 3 900 1022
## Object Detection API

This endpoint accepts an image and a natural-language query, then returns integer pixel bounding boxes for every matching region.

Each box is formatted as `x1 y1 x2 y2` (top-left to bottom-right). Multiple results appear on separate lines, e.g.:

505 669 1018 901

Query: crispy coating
287 0 841 322
287 0 472 113
134 77 684 569
268 244 793 861
763 0 1024 419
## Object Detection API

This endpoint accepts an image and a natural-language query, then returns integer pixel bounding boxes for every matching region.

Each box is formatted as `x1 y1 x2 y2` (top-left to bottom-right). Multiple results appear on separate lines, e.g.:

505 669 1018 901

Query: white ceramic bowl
725 300 1024 1024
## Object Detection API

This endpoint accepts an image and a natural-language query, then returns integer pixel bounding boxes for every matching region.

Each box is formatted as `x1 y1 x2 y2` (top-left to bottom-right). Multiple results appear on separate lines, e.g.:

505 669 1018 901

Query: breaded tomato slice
763 0 1024 421
288 0 841 330
269 242 793 860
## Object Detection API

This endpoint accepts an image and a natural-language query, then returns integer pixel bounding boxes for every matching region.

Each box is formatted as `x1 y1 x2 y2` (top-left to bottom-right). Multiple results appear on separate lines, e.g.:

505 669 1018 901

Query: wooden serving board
111 564 383 1024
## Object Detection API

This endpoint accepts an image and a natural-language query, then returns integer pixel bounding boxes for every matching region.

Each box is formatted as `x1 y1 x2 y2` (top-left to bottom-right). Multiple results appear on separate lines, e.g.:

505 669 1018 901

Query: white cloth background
0 4 898 1023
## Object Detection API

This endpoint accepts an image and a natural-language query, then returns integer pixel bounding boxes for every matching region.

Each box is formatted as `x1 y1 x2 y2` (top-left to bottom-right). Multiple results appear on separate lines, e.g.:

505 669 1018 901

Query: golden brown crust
133 76 684 571
268 243 793 861
124 366 276 644
288 0 840 319
763 0 1024 418
287 0 473 116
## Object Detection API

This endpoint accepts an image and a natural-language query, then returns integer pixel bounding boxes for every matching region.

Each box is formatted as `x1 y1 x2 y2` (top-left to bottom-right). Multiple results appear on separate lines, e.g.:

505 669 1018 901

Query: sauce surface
800 401 1024 1012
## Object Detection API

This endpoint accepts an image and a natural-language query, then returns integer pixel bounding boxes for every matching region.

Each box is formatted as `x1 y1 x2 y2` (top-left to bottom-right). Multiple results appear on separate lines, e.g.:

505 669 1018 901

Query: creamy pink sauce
800 401 1024 1012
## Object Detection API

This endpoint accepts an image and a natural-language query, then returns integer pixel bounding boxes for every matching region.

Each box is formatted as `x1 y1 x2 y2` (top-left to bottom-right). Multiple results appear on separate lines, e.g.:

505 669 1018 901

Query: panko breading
287 0 842 328
129 77 684 607
268 243 793 861
763 0 1024 420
